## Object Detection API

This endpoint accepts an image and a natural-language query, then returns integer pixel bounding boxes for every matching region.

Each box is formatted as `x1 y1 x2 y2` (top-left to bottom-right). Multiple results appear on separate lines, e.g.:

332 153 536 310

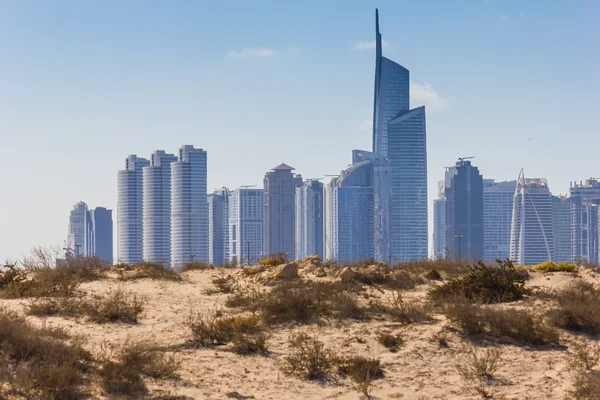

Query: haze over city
1 0 598 261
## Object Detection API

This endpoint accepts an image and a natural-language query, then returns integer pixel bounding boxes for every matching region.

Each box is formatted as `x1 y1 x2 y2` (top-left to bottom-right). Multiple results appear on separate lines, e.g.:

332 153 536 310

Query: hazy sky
1 0 598 262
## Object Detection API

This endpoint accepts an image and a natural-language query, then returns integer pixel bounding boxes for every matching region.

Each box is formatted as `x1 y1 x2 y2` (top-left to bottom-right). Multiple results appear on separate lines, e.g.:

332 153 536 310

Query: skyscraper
432 181 446 259
117 155 149 264
90 207 113 264
510 170 554 265
325 160 375 263
569 179 600 264
483 181 517 262
263 164 302 259
208 187 230 266
373 10 427 262
142 150 177 265
552 195 572 263
444 159 484 261
295 180 325 260
170 145 208 268
67 201 94 257
229 188 264 265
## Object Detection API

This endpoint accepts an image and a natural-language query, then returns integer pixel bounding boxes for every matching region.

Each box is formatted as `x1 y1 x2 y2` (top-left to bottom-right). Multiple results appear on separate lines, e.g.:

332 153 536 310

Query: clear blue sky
1 0 598 262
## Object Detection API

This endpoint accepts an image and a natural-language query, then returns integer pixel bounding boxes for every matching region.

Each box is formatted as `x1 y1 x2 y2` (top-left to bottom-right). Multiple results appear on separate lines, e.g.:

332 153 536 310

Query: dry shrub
226 280 365 324
424 268 442 280
401 258 471 279
548 281 600 334
432 329 450 348
87 287 145 323
231 331 269 355
338 356 383 397
571 372 600 400
370 291 433 325
116 261 181 281
100 338 179 396
182 261 211 272
444 298 559 346
569 340 600 371
259 253 287 266
456 345 503 380
205 275 237 295
0 308 91 400
284 333 336 380
429 260 527 304
354 265 425 290
377 332 404 352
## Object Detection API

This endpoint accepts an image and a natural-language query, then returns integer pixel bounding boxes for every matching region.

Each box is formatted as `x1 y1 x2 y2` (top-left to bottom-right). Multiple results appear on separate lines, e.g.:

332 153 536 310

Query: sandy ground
2 264 599 400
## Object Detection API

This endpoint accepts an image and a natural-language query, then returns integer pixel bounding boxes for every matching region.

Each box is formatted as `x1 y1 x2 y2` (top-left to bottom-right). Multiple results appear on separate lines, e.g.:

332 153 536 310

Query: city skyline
1 1 598 261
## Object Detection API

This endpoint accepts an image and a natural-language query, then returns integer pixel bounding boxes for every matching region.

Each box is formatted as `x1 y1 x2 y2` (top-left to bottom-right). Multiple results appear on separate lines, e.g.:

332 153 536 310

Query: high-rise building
373 10 427 262
295 180 325 260
325 160 375 263
208 187 230 266
117 155 149 263
510 170 554 265
90 207 113 264
552 195 572 263
483 181 517 262
142 150 177 265
432 181 446 259
67 201 94 257
444 159 484 261
263 164 302 259
229 188 264 265
170 145 208 268
569 179 600 264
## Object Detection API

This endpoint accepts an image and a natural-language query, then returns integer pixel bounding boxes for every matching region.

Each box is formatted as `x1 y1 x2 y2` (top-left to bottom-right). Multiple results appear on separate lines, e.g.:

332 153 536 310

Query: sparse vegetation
370 291 433 324
115 261 181 281
444 297 560 345
429 260 527 304
259 253 287 266
182 262 211 272
569 340 600 371
533 260 579 273
352 264 426 290
570 372 600 400
338 356 383 397
424 268 442 280
456 345 503 380
548 281 600 334
205 274 238 295
284 333 336 380
377 331 404 352
100 338 180 396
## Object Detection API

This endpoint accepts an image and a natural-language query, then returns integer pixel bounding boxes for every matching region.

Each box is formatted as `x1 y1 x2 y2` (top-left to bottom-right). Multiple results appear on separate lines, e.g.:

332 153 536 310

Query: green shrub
533 260 579 273
259 253 287 266
429 260 527 304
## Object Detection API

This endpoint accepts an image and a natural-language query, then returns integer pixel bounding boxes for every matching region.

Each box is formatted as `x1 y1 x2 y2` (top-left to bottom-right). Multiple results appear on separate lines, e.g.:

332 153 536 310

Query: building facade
432 181 446 259
483 181 516 262
552 195 572 263
90 207 113 264
67 201 94 257
208 187 230 266
142 150 177 265
510 170 554 265
372 10 427 262
117 155 149 263
170 145 208 268
325 160 375 263
263 164 302 259
569 179 600 264
295 180 325 260
229 188 264 265
444 159 484 261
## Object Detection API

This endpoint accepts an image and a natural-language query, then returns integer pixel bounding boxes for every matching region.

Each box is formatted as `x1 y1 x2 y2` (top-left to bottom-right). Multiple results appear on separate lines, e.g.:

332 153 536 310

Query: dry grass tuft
548 281 600 334
569 340 600 371
284 333 336 380
456 345 503 380
115 261 181 281
377 331 404 352
182 262 212 272
370 291 433 325
570 372 600 400
338 356 383 397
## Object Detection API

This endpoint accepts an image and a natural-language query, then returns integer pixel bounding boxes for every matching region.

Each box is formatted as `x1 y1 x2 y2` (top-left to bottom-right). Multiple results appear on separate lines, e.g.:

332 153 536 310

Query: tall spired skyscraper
373 9 428 262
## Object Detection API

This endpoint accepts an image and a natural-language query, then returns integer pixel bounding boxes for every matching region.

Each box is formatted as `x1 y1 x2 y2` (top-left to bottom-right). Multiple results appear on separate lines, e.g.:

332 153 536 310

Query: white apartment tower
117 155 149 263
170 145 208 268
295 180 325 260
67 201 94 257
208 187 230 266
510 170 554 265
432 181 446 259
142 150 177 265
229 188 264 266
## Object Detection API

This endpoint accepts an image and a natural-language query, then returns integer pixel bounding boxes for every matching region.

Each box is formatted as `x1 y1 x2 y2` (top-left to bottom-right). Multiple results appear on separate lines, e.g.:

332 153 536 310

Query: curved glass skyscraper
372 9 428 262
143 150 177 265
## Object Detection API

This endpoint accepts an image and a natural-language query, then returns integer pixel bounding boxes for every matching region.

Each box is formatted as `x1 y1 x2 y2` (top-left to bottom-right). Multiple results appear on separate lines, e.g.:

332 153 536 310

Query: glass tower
372 10 427 262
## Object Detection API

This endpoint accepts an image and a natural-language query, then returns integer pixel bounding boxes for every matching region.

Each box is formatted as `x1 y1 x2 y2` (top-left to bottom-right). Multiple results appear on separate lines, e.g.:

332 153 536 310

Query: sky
1 0 599 262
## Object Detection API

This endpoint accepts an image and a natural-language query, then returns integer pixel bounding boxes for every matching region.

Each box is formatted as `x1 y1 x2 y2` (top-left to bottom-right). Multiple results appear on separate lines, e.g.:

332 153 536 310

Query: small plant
338 356 383 397
533 260 578 273
432 330 450 348
430 259 527 304
424 268 442 280
377 331 404 352
456 345 503 380
87 287 146 323
205 275 237 295
370 291 433 325
182 261 211 271
259 253 287 266
231 331 269 355
284 333 335 380
116 261 181 281
569 340 600 371
570 372 600 400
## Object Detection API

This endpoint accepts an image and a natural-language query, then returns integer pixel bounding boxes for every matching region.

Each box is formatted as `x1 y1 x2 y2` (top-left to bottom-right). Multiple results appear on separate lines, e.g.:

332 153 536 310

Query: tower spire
376 8 380 34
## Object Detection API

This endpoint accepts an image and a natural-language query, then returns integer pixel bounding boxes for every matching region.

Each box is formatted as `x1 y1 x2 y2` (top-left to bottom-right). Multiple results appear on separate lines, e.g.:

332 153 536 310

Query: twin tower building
116 10 429 267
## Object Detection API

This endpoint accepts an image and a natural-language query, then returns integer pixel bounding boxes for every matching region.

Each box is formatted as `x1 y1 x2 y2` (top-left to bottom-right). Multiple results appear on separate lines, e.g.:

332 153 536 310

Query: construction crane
458 156 475 161
241 185 257 188
305 178 323 181
324 174 340 177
